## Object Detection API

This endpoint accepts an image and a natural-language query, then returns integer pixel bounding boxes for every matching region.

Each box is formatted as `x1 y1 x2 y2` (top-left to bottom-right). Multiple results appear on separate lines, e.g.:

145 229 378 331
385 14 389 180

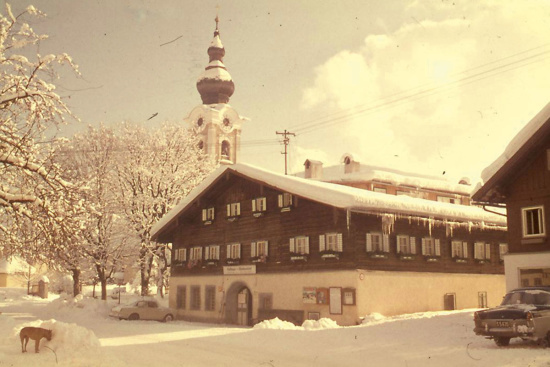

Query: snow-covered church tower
185 16 247 165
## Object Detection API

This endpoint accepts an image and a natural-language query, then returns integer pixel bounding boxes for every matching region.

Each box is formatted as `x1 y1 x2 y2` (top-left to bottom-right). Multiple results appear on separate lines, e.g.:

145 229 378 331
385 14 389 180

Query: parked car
109 299 174 322
474 287 550 347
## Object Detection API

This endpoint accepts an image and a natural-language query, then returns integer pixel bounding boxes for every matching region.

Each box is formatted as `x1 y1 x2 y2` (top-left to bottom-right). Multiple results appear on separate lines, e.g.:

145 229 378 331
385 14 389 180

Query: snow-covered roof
151 164 505 239
0 256 32 274
210 35 223 48
297 163 473 195
480 102 550 184
197 66 232 82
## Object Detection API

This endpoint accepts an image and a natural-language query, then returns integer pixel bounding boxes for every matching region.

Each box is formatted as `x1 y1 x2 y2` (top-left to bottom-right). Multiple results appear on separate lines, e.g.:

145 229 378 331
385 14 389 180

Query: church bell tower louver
185 16 248 165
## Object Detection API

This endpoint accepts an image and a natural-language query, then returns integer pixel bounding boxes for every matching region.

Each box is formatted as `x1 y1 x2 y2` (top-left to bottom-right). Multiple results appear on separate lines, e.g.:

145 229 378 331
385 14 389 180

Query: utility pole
276 130 295 175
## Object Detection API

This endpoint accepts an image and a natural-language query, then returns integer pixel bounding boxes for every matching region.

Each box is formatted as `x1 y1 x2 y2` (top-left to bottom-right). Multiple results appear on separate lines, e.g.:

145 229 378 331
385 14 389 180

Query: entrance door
237 288 251 326
444 293 456 310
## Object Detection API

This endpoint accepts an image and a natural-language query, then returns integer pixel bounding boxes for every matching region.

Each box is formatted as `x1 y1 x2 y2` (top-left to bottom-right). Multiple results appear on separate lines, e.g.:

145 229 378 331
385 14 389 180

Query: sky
6 0 550 184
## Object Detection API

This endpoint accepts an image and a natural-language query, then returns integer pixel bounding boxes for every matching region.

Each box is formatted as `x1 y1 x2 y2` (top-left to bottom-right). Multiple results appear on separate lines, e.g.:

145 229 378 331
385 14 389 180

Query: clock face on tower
222 117 232 132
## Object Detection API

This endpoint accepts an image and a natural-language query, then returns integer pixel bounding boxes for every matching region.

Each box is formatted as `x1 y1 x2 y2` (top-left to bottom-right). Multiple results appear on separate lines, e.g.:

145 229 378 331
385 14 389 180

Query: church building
185 16 247 165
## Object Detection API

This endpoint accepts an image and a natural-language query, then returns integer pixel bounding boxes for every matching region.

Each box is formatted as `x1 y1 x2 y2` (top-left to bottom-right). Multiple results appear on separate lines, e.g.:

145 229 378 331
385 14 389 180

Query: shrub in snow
302 318 340 330
253 317 301 330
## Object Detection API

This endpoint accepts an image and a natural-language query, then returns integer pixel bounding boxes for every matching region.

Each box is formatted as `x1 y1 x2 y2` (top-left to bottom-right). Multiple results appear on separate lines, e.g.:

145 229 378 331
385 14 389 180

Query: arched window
198 140 204 150
344 157 351 165
221 141 231 160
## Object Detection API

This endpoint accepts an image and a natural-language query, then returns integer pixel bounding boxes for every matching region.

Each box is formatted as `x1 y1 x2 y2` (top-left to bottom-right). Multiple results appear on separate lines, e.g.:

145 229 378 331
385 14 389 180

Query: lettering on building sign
223 265 257 275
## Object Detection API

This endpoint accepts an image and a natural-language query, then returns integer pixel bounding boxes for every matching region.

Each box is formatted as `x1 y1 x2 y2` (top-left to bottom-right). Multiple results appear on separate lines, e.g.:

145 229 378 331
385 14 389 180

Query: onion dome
196 16 235 104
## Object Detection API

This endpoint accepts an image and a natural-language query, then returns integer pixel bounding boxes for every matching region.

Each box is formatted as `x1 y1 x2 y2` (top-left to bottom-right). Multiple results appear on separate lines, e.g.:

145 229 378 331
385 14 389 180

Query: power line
290 44 550 135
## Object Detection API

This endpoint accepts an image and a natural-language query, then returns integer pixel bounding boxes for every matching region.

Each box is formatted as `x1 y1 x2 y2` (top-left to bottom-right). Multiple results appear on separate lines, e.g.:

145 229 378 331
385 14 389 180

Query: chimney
304 159 323 179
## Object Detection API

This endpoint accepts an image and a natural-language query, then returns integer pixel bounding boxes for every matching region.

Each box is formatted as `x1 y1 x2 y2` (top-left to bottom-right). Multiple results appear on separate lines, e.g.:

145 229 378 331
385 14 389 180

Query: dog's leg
35 338 40 353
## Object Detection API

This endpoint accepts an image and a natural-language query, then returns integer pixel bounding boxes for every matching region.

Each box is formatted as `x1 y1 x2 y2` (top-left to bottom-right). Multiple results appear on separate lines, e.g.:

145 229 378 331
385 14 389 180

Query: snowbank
253 317 340 331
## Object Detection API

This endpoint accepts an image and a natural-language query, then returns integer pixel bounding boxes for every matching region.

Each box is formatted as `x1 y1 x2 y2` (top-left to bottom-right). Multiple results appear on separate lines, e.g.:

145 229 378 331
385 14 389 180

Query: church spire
196 15 235 105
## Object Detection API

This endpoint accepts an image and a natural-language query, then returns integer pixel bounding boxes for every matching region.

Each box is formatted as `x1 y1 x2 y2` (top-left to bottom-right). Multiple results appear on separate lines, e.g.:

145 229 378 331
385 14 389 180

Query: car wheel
541 332 550 348
494 337 510 347
163 314 174 322
128 313 140 321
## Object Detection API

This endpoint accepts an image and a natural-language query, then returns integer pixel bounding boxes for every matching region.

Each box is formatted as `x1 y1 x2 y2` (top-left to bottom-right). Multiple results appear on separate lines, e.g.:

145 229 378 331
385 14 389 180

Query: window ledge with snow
453 258 468 263
290 253 308 262
226 216 239 222
251 256 268 263
226 259 240 265
424 256 440 262
475 259 489 264
203 220 213 226
206 260 219 266
367 252 389 259
252 212 265 218
320 251 341 260
280 207 291 213
399 255 415 261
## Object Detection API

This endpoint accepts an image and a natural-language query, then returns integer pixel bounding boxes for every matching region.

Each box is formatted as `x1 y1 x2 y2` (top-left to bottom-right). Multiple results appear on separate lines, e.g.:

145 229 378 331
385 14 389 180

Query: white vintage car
110 299 174 322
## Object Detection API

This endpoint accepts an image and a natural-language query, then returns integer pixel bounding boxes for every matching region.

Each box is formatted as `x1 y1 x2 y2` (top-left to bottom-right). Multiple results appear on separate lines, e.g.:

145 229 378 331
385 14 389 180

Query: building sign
329 287 342 315
223 265 256 275
302 287 317 303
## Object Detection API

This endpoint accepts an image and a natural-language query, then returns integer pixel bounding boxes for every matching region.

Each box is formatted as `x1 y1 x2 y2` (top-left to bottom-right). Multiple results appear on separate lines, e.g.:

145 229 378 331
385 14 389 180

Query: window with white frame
252 197 267 213
226 202 241 218
204 245 220 261
319 233 343 252
499 243 508 261
451 240 468 259
202 207 215 223
373 187 387 194
474 242 491 261
421 237 441 257
174 248 187 262
251 240 269 258
226 243 241 259
278 193 293 210
366 232 389 253
522 206 545 237
290 236 310 254
189 246 203 261
396 235 416 255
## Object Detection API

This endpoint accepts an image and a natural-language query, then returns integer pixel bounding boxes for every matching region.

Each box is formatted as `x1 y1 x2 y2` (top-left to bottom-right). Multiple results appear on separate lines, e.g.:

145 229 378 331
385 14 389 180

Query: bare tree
114 121 215 296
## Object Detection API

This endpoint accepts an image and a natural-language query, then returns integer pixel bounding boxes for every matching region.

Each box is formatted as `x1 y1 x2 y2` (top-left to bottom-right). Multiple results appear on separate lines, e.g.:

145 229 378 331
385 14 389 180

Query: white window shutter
210 208 215 220
474 242 482 259
237 243 241 258
202 209 207 221
265 241 269 256
451 241 457 256
305 236 310 254
227 204 231 217
337 233 343 252
435 239 441 256
410 237 416 254
251 242 257 257
383 234 390 253
396 236 402 253
262 197 266 210
319 234 326 252
199 247 203 260
485 243 491 259
290 238 295 253
366 233 372 252
252 199 256 212
183 249 187 261
216 245 220 259
237 203 241 216
226 244 231 258
278 194 283 208
422 237 426 255
463 242 468 258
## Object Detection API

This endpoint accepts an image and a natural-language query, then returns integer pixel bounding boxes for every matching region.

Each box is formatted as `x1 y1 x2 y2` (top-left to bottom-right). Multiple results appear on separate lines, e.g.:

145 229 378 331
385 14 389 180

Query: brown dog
20 326 52 353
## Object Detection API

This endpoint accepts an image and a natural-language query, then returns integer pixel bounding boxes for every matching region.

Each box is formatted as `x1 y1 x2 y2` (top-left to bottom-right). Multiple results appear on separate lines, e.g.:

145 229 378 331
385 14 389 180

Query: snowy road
1 288 550 367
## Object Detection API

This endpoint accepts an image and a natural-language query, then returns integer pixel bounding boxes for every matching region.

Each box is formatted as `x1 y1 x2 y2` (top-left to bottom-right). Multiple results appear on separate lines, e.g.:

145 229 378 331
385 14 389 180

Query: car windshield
501 290 550 306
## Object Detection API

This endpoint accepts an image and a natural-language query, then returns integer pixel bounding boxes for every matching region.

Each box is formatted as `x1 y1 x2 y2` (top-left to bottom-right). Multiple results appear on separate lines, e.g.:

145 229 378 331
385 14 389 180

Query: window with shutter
278 193 293 211
226 202 241 219
202 207 215 224
367 232 389 257
319 234 326 252
252 197 267 215
251 241 268 262
499 243 508 261
474 242 490 261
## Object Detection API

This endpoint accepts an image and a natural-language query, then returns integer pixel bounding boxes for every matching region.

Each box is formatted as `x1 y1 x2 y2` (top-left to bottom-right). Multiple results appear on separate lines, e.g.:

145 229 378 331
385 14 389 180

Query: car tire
163 314 174 322
541 332 550 348
494 337 510 347
128 313 140 321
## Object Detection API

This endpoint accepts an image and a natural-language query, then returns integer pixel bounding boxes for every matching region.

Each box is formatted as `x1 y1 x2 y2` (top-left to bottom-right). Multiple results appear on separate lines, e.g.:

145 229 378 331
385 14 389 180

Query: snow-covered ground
1 287 549 367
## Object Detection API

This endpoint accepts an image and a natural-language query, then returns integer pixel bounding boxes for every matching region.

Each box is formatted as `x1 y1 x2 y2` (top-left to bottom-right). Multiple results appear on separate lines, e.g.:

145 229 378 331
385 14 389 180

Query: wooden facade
154 164 507 326
473 102 550 290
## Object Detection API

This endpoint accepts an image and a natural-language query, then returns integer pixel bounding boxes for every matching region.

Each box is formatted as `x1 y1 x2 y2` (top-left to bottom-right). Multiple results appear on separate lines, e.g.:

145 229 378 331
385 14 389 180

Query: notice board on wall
329 287 342 315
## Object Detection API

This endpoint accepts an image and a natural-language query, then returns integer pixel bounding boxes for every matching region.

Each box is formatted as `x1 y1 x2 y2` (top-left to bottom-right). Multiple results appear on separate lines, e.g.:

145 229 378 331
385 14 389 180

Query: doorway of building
237 287 252 326
444 293 456 310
